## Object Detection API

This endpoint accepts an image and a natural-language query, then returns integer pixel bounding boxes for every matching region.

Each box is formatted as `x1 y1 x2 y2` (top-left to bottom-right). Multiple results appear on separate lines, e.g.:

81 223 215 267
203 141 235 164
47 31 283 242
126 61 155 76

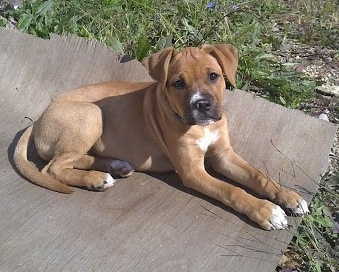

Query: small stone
319 113 329 122
317 84 339 97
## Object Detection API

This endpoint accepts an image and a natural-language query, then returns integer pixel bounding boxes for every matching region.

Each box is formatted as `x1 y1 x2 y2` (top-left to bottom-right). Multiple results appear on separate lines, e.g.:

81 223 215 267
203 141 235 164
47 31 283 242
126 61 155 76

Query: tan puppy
14 44 309 230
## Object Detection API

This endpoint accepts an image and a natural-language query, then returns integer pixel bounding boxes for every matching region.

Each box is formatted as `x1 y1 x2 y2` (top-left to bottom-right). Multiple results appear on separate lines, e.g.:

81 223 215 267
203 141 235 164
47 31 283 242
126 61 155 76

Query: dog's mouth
174 110 222 126
185 113 222 126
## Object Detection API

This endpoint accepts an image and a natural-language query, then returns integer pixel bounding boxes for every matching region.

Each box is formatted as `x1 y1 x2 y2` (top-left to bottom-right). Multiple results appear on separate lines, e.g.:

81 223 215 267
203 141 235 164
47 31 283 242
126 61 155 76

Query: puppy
14 44 309 230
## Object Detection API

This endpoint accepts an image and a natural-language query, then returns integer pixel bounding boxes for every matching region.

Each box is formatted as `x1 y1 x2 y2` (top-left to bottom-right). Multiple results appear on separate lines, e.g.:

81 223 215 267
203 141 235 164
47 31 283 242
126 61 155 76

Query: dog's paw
250 200 288 230
285 198 309 215
86 172 115 191
268 205 288 230
110 160 134 178
276 190 309 215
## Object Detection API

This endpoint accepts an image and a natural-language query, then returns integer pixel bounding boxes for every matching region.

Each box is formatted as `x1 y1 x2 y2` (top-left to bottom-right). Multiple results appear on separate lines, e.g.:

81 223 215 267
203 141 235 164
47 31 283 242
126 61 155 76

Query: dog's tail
13 126 74 194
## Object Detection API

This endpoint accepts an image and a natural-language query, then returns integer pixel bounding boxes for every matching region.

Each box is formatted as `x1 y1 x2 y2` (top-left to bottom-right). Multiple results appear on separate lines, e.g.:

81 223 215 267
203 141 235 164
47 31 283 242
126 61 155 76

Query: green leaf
0 16 7 27
109 37 124 54
17 13 33 31
36 1 53 16
34 27 50 38
135 36 151 61
279 95 286 105
156 35 173 50
315 260 322 272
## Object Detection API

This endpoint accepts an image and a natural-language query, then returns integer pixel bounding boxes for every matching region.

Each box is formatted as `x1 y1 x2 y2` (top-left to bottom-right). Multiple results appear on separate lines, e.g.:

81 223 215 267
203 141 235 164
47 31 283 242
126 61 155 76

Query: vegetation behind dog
0 0 338 271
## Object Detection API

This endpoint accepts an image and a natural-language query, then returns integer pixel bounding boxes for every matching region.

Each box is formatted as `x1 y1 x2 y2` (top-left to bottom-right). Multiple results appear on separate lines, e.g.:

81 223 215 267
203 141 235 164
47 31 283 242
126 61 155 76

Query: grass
1 0 338 271
280 173 339 272
0 0 324 107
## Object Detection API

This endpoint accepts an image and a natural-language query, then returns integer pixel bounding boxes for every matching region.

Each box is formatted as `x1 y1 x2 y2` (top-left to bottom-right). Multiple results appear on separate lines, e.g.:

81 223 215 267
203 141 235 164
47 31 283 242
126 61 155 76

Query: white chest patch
196 127 220 152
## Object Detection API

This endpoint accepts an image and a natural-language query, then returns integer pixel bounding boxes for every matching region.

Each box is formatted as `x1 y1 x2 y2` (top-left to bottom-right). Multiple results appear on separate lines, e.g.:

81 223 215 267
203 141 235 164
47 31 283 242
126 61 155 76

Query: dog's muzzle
185 93 223 126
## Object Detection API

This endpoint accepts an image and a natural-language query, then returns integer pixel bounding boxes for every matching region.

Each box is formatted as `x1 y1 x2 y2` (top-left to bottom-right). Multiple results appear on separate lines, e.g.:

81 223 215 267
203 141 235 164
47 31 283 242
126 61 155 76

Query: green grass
284 175 339 272
1 0 338 271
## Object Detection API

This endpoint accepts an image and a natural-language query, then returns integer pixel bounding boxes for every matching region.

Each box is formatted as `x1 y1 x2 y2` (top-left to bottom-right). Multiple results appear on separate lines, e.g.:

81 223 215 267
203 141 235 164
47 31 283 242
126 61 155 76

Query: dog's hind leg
73 155 113 172
73 155 135 178
44 153 115 191
35 101 117 191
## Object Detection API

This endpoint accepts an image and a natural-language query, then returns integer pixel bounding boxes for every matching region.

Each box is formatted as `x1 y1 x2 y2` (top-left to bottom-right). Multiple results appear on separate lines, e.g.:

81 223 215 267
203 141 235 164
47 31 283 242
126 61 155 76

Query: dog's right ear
142 47 175 85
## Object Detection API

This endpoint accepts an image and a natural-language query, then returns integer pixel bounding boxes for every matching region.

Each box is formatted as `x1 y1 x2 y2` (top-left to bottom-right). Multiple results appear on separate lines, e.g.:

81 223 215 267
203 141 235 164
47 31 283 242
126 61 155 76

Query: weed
282 0 339 49
284 180 339 272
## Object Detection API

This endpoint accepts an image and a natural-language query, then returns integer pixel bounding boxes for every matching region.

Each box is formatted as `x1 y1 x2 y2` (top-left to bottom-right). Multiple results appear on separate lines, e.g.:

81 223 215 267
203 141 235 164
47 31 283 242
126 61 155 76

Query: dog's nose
194 99 211 112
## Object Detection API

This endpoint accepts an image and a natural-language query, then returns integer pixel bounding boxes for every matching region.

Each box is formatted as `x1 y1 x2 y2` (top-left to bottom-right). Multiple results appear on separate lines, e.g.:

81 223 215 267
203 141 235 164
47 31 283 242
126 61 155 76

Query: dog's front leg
173 153 288 230
207 146 309 215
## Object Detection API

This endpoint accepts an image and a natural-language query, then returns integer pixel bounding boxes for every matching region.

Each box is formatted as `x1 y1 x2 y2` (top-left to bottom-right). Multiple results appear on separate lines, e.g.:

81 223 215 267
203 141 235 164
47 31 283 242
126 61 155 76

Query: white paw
286 198 309 215
269 205 288 230
96 174 115 191
110 160 134 177
104 173 115 188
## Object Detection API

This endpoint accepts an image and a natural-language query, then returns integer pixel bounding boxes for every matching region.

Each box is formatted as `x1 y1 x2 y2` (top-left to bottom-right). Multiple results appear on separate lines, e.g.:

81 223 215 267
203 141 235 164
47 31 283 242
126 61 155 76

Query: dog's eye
209 73 219 82
172 80 185 89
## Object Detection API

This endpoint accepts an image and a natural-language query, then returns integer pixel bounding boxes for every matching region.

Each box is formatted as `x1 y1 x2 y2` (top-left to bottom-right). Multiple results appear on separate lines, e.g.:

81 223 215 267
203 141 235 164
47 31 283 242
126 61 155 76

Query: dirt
273 40 339 169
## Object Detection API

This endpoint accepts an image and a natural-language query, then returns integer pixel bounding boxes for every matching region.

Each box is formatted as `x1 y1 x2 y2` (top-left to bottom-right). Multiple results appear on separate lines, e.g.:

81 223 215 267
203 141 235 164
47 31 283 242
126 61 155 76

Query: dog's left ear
201 44 238 87
142 47 175 85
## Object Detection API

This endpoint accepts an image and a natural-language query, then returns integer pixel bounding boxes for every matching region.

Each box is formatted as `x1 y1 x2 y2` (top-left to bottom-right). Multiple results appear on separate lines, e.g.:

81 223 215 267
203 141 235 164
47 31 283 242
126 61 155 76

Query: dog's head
143 44 238 126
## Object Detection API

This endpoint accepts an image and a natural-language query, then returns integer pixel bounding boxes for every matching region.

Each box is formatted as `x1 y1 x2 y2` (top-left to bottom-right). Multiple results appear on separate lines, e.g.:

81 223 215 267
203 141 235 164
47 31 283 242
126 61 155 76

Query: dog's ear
201 44 238 87
142 47 175 85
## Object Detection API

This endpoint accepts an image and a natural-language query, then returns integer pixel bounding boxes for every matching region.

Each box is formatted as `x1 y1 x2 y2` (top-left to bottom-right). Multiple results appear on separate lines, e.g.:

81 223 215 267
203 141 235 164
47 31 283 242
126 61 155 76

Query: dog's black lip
211 115 222 121
203 112 222 122
185 115 222 126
